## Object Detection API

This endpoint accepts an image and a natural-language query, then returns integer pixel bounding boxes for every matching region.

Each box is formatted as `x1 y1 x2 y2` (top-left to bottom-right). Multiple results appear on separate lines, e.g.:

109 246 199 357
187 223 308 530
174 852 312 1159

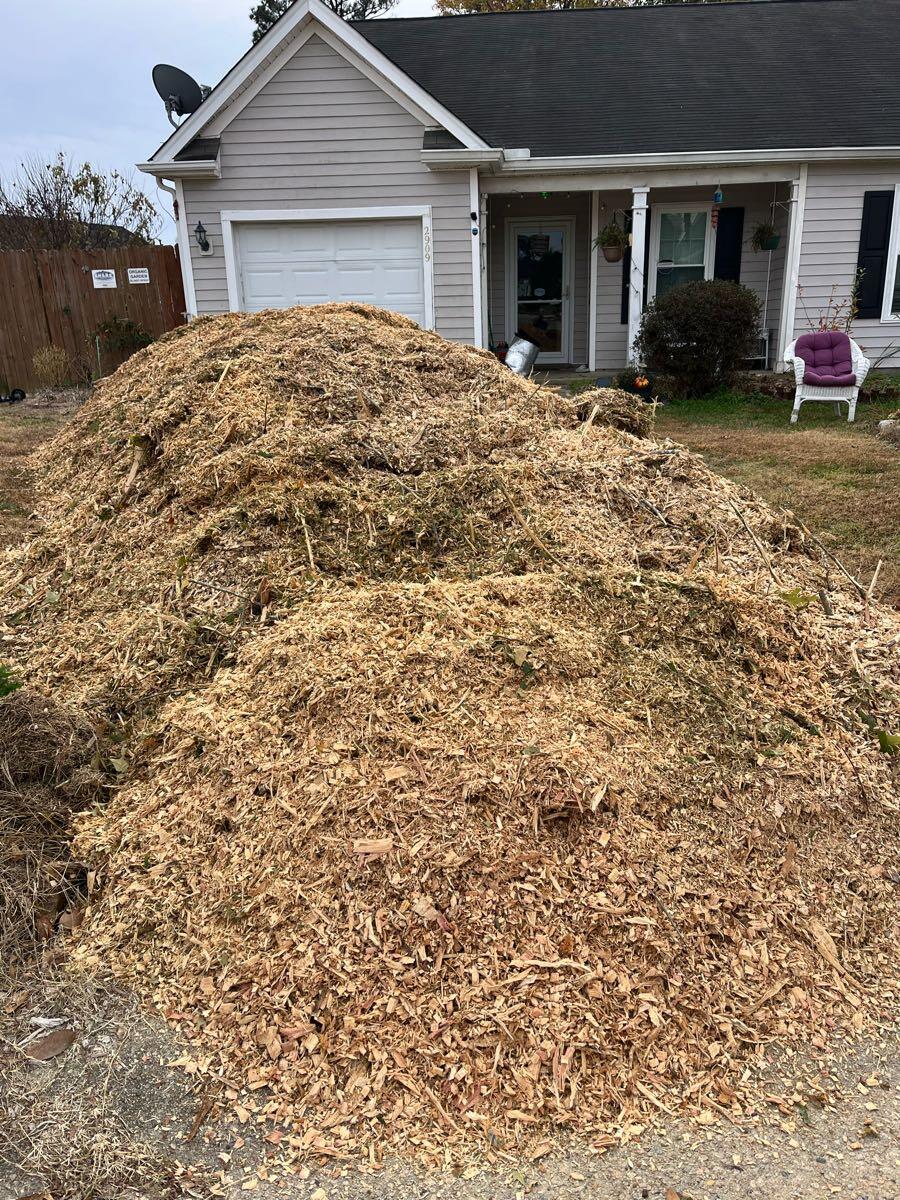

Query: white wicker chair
784 334 870 424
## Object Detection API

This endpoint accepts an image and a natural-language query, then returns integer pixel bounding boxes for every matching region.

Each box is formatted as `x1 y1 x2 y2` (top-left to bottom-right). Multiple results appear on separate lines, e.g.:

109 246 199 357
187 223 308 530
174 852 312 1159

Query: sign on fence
127 267 150 284
92 268 117 289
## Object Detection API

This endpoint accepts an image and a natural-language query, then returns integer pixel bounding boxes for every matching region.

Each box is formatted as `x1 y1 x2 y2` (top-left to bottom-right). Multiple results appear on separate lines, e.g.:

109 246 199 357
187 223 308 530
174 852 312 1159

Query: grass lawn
655 390 900 606
0 391 84 548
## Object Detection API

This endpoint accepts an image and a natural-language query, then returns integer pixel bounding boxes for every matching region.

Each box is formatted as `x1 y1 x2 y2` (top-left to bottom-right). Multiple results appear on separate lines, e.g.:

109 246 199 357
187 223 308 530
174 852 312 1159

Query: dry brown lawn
0 390 84 547
654 392 900 606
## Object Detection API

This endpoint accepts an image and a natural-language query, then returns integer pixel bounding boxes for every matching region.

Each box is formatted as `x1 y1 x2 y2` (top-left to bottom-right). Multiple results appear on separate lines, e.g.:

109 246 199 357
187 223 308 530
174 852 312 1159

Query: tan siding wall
181 34 474 341
798 163 900 365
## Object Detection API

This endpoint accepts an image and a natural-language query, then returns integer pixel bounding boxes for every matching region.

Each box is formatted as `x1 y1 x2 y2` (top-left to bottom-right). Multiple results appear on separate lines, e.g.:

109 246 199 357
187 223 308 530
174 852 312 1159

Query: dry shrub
31 344 72 389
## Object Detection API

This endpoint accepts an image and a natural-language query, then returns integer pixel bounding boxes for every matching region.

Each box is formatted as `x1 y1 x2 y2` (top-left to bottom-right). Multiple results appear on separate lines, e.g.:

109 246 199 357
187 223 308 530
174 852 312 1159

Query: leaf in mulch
58 904 85 931
25 1027 75 1061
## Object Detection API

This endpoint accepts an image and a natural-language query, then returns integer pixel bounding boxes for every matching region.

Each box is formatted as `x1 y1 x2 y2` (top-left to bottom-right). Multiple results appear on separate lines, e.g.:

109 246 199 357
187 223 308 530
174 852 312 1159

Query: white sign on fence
127 267 150 285
92 269 117 289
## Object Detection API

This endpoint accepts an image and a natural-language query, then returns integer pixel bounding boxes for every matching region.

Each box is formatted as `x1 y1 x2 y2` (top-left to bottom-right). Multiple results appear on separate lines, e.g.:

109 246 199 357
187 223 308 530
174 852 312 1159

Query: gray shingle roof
354 0 900 157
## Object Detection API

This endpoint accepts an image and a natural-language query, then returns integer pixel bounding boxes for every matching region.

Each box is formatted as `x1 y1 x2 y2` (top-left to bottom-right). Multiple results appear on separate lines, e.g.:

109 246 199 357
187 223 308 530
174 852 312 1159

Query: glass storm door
653 209 713 299
509 221 572 363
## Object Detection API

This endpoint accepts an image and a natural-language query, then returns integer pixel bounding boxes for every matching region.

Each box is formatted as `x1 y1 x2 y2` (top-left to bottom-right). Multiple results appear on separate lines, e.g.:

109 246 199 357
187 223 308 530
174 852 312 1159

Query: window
649 206 715 301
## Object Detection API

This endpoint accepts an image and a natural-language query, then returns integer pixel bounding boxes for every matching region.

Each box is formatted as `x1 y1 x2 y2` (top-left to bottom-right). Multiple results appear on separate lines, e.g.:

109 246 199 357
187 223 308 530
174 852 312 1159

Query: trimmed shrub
32 345 72 389
635 279 761 398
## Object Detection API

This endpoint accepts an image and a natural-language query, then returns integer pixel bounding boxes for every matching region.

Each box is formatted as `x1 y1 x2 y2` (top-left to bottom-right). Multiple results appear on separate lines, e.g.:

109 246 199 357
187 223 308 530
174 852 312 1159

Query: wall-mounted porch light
194 221 211 253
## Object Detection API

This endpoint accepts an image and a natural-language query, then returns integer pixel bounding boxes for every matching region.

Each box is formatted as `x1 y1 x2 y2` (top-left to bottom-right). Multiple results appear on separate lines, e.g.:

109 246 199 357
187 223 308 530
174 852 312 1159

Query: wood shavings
0 302 896 1168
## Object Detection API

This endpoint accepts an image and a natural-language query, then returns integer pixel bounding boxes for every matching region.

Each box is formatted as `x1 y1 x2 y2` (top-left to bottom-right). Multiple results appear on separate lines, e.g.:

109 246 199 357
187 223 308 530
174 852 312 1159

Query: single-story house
140 0 900 371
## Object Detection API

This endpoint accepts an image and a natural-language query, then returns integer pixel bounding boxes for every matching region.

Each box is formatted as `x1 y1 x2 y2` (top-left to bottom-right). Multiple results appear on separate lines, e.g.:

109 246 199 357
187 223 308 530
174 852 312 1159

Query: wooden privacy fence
0 245 186 390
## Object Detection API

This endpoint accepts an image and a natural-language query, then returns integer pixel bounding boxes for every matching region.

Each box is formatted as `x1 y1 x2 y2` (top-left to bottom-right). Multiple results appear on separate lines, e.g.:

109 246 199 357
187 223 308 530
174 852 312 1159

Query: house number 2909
423 224 432 262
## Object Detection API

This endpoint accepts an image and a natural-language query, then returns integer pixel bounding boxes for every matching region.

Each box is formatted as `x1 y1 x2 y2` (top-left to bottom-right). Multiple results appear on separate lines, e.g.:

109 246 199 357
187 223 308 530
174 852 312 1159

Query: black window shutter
856 190 895 319
713 207 744 283
620 208 652 323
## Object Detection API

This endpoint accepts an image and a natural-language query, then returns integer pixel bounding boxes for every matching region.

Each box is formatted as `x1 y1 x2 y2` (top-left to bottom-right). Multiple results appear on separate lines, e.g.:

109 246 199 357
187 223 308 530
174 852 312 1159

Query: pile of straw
1 304 896 1165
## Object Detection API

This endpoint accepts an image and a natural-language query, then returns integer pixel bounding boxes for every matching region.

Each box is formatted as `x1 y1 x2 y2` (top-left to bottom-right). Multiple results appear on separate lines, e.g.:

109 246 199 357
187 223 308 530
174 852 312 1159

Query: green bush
635 279 761 398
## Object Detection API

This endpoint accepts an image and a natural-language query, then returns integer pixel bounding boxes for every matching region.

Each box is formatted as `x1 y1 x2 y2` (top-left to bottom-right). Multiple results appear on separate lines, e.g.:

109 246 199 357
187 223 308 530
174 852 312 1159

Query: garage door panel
236 218 426 323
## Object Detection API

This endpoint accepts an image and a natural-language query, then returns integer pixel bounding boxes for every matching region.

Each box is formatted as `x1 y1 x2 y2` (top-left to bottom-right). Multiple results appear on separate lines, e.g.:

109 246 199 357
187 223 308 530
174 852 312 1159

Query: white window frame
648 203 717 303
505 216 576 365
220 206 434 329
879 182 900 322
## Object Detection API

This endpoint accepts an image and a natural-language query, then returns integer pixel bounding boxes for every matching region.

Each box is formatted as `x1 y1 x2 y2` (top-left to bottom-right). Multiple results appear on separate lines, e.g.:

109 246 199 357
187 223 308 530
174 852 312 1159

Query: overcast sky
0 0 435 239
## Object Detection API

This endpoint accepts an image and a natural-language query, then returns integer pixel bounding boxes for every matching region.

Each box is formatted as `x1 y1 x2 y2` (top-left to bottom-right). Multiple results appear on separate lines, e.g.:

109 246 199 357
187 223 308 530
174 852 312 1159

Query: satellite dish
153 64 207 128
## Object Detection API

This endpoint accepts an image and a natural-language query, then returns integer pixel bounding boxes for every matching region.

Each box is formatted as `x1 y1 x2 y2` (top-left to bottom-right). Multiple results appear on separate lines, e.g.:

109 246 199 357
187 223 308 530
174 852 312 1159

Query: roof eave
421 148 505 168
138 159 221 180
497 145 900 173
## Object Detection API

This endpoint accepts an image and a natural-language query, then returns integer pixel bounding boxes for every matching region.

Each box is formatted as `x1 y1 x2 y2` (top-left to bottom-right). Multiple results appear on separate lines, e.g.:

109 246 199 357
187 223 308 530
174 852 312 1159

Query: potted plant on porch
593 219 628 263
751 221 781 252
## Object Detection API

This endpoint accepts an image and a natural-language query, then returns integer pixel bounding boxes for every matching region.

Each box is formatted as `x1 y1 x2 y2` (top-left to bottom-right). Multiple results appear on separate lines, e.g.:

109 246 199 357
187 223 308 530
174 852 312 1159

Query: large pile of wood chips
2 304 898 1166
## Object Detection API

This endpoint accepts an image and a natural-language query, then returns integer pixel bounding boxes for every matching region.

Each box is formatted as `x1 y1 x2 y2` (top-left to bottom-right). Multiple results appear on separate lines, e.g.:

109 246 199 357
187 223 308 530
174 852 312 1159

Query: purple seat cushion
796 331 856 386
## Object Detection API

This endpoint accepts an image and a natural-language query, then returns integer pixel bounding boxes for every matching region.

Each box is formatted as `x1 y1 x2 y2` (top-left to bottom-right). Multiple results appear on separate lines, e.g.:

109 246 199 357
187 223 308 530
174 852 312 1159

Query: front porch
481 177 798 373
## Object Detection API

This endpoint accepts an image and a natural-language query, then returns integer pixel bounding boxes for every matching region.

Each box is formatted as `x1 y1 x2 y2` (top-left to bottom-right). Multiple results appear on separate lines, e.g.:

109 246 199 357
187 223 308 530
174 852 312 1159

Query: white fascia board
137 160 220 180
421 149 504 168
148 0 486 164
497 146 900 175
481 164 802 195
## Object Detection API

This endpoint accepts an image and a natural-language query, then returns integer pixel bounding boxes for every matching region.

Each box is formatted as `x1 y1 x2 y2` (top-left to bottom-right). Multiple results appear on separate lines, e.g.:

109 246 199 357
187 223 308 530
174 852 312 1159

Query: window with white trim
648 205 716 302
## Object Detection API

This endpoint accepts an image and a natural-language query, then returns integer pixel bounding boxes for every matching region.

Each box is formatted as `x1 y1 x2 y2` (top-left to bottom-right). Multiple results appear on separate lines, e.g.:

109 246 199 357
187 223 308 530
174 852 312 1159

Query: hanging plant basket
751 222 781 253
593 217 628 265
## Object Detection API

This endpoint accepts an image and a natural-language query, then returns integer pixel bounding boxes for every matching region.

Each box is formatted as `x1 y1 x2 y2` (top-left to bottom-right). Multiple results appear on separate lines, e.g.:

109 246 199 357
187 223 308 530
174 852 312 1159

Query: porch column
588 190 599 372
776 165 808 368
628 187 649 363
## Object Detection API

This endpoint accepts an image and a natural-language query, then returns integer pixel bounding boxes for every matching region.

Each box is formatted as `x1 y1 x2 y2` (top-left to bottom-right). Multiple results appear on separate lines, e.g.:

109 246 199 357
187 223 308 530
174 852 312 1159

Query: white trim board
880 181 900 323
220 205 435 329
173 179 198 318
147 0 487 168
494 147 900 175
588 191 600 372
777 166 808 365
505 216 576 366
469 168 484 348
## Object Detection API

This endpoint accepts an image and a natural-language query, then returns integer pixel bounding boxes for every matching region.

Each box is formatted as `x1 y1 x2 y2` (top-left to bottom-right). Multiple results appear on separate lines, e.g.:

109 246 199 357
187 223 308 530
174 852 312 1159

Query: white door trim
505 216 576 365
221 205 434 329
647 203 716 303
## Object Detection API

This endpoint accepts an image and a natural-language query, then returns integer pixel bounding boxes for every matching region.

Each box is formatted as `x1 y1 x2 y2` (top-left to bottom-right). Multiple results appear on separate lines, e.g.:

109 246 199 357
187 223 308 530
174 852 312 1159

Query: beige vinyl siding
181 34 474 341
797 163 900 365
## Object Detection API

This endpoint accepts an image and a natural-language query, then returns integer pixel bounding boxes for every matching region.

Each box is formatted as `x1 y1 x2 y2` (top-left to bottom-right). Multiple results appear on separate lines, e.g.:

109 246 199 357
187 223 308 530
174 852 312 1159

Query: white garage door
235 218 426 325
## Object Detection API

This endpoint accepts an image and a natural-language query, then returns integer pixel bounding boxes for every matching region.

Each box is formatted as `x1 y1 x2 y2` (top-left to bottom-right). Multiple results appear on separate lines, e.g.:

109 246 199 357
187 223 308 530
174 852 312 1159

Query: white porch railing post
628 187 649 363
776 164 808 369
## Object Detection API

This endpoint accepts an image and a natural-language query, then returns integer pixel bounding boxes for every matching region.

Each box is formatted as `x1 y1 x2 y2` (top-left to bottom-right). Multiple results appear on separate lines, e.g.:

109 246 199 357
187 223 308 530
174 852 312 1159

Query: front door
507 220 574 364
